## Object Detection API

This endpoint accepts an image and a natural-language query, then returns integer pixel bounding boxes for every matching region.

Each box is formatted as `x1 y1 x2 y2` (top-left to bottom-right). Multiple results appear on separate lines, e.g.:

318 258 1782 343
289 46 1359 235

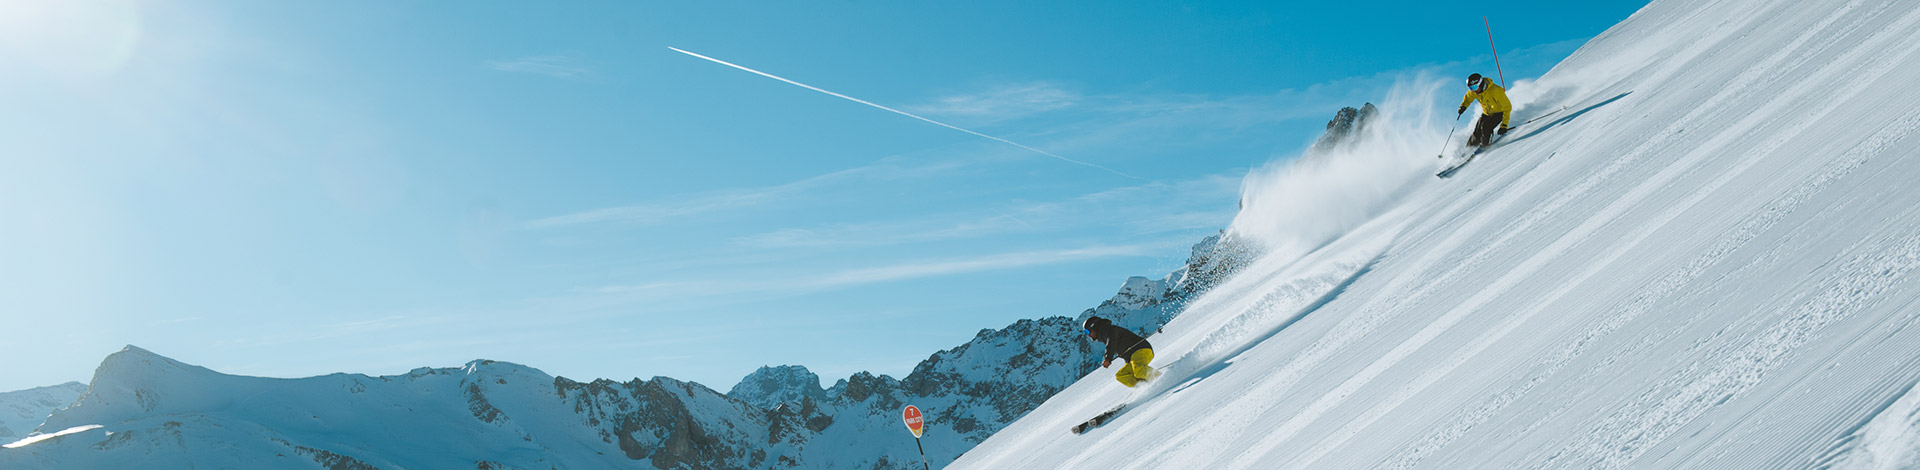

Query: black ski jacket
1089 318 1152 363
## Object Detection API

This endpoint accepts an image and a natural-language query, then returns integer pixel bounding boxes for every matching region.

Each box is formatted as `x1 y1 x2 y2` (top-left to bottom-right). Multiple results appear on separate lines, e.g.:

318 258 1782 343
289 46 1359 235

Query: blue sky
0 0 1648 392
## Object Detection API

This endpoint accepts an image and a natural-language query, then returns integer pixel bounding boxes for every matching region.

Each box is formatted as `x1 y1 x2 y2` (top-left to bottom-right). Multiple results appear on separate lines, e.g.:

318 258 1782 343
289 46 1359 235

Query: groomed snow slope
954 1 1920 469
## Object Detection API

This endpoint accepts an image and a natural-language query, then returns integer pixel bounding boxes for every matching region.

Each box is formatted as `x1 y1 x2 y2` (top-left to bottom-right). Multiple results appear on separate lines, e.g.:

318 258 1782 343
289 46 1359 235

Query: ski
1436 128 1515 178
1437 144 1489 178
1070 404 1127 435
1437 154 1475 178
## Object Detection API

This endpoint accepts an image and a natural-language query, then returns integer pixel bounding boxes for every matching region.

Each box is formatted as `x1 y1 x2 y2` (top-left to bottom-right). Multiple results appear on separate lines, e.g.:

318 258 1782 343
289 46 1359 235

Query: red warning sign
903 405 925 438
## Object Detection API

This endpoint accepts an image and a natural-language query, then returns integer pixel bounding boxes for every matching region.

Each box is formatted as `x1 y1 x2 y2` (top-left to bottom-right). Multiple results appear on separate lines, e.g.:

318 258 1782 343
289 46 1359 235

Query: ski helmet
1082 316 1104 338
1466 73 1483 89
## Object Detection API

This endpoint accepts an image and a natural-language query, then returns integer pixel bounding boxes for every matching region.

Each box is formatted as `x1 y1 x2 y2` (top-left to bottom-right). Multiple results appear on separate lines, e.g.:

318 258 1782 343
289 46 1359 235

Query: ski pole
1437 113 1463 158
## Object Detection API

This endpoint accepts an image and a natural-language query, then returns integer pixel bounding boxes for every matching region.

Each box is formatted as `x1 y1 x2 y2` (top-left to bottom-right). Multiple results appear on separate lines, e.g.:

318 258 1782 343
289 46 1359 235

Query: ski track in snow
1040 220 1398 470
1374 5 1920 467
1819 379 1920 469
1550 230 1920 469
1283 2 1920 467
950 0 1920 468
1384 105 1920 470
1535 5 1920 468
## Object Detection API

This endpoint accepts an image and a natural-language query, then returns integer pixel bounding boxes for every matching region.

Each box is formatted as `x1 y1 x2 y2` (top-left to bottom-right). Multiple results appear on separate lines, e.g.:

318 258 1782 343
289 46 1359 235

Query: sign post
1485 16 1506 88
903 405 931 470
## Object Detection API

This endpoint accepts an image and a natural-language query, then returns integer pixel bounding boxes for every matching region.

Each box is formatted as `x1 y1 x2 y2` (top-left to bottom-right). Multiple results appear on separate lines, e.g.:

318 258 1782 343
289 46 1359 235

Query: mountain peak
1107 276 1169 310
728 365 824 409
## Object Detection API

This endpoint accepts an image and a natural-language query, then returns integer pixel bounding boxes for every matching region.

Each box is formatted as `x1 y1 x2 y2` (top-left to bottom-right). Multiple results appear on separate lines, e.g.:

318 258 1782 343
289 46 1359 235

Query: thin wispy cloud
583 244 1155 298
907 82 1079 122
524 157 967 229
485 54 594 79
805 245 1152 288
730 216 1019 249
524 186 788 229
727 172 1240 250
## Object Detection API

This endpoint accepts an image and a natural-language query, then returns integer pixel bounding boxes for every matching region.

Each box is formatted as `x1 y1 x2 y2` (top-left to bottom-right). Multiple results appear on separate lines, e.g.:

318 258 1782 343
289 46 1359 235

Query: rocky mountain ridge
0 231 1255 470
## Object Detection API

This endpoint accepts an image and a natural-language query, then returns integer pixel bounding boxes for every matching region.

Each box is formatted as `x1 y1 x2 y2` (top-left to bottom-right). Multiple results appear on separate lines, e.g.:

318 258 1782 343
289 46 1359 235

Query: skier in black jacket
1083 316 1155 387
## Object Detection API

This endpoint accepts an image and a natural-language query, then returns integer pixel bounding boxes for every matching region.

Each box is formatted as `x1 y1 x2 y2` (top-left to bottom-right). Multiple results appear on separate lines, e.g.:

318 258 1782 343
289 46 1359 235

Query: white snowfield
0 383 86 443
955 1 1920 469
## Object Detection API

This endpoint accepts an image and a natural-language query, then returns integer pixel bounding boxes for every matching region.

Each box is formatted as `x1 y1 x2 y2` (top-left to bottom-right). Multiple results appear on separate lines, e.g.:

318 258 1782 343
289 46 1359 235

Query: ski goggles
1466 80 1481 89
1084 328 1093 337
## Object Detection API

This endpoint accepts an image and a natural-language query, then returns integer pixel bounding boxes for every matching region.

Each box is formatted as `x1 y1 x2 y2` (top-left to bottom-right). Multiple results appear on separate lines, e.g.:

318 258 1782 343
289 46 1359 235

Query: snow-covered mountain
729 365 827 411
27 0 1920 467
954 0 1920 468
0 228 1254 469
0 382 85 442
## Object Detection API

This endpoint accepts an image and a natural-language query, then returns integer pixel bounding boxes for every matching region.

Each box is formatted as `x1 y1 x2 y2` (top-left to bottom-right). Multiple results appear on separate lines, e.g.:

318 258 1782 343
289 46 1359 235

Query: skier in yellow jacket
1457 73 1512 149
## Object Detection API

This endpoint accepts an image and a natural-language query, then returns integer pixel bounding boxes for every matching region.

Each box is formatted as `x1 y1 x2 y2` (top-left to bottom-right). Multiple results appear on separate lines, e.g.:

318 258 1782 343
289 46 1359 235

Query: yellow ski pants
1115 348 1155 388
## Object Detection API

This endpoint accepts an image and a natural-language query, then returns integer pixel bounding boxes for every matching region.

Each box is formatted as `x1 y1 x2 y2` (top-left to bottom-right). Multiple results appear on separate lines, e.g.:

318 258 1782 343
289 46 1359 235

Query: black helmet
1466 73 1483 88
1082 316 1106 338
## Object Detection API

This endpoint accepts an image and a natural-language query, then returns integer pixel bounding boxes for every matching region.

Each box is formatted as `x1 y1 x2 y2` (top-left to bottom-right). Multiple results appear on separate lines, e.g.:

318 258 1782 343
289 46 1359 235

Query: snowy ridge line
1384 104 1920 470
1556 230 1920 469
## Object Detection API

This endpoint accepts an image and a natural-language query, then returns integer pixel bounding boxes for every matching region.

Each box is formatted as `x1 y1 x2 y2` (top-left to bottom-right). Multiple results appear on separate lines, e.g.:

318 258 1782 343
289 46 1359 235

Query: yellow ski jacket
1461 82 1513 127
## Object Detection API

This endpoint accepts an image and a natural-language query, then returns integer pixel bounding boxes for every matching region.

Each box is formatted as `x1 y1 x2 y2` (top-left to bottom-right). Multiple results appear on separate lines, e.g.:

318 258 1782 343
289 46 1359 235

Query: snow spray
1228 75 1449 261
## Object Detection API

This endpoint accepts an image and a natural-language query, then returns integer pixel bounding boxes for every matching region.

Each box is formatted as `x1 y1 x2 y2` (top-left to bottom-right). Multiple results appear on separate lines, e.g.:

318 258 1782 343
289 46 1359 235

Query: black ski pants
1467 112 1504 148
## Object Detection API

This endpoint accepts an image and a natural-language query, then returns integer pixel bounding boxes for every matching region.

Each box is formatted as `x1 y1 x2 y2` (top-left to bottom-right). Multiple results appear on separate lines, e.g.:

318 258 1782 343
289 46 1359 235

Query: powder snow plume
1229 75 1450 260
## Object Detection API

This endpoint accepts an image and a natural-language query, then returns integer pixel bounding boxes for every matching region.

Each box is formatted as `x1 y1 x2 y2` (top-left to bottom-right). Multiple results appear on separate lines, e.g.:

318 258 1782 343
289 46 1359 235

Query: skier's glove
1101 359 1112 368
1457 106 1466 116
1497 125 1510 135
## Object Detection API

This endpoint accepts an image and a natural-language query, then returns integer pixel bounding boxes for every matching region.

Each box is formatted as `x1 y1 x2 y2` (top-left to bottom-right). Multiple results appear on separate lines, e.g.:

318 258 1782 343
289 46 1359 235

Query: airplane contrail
668 46 1140 180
